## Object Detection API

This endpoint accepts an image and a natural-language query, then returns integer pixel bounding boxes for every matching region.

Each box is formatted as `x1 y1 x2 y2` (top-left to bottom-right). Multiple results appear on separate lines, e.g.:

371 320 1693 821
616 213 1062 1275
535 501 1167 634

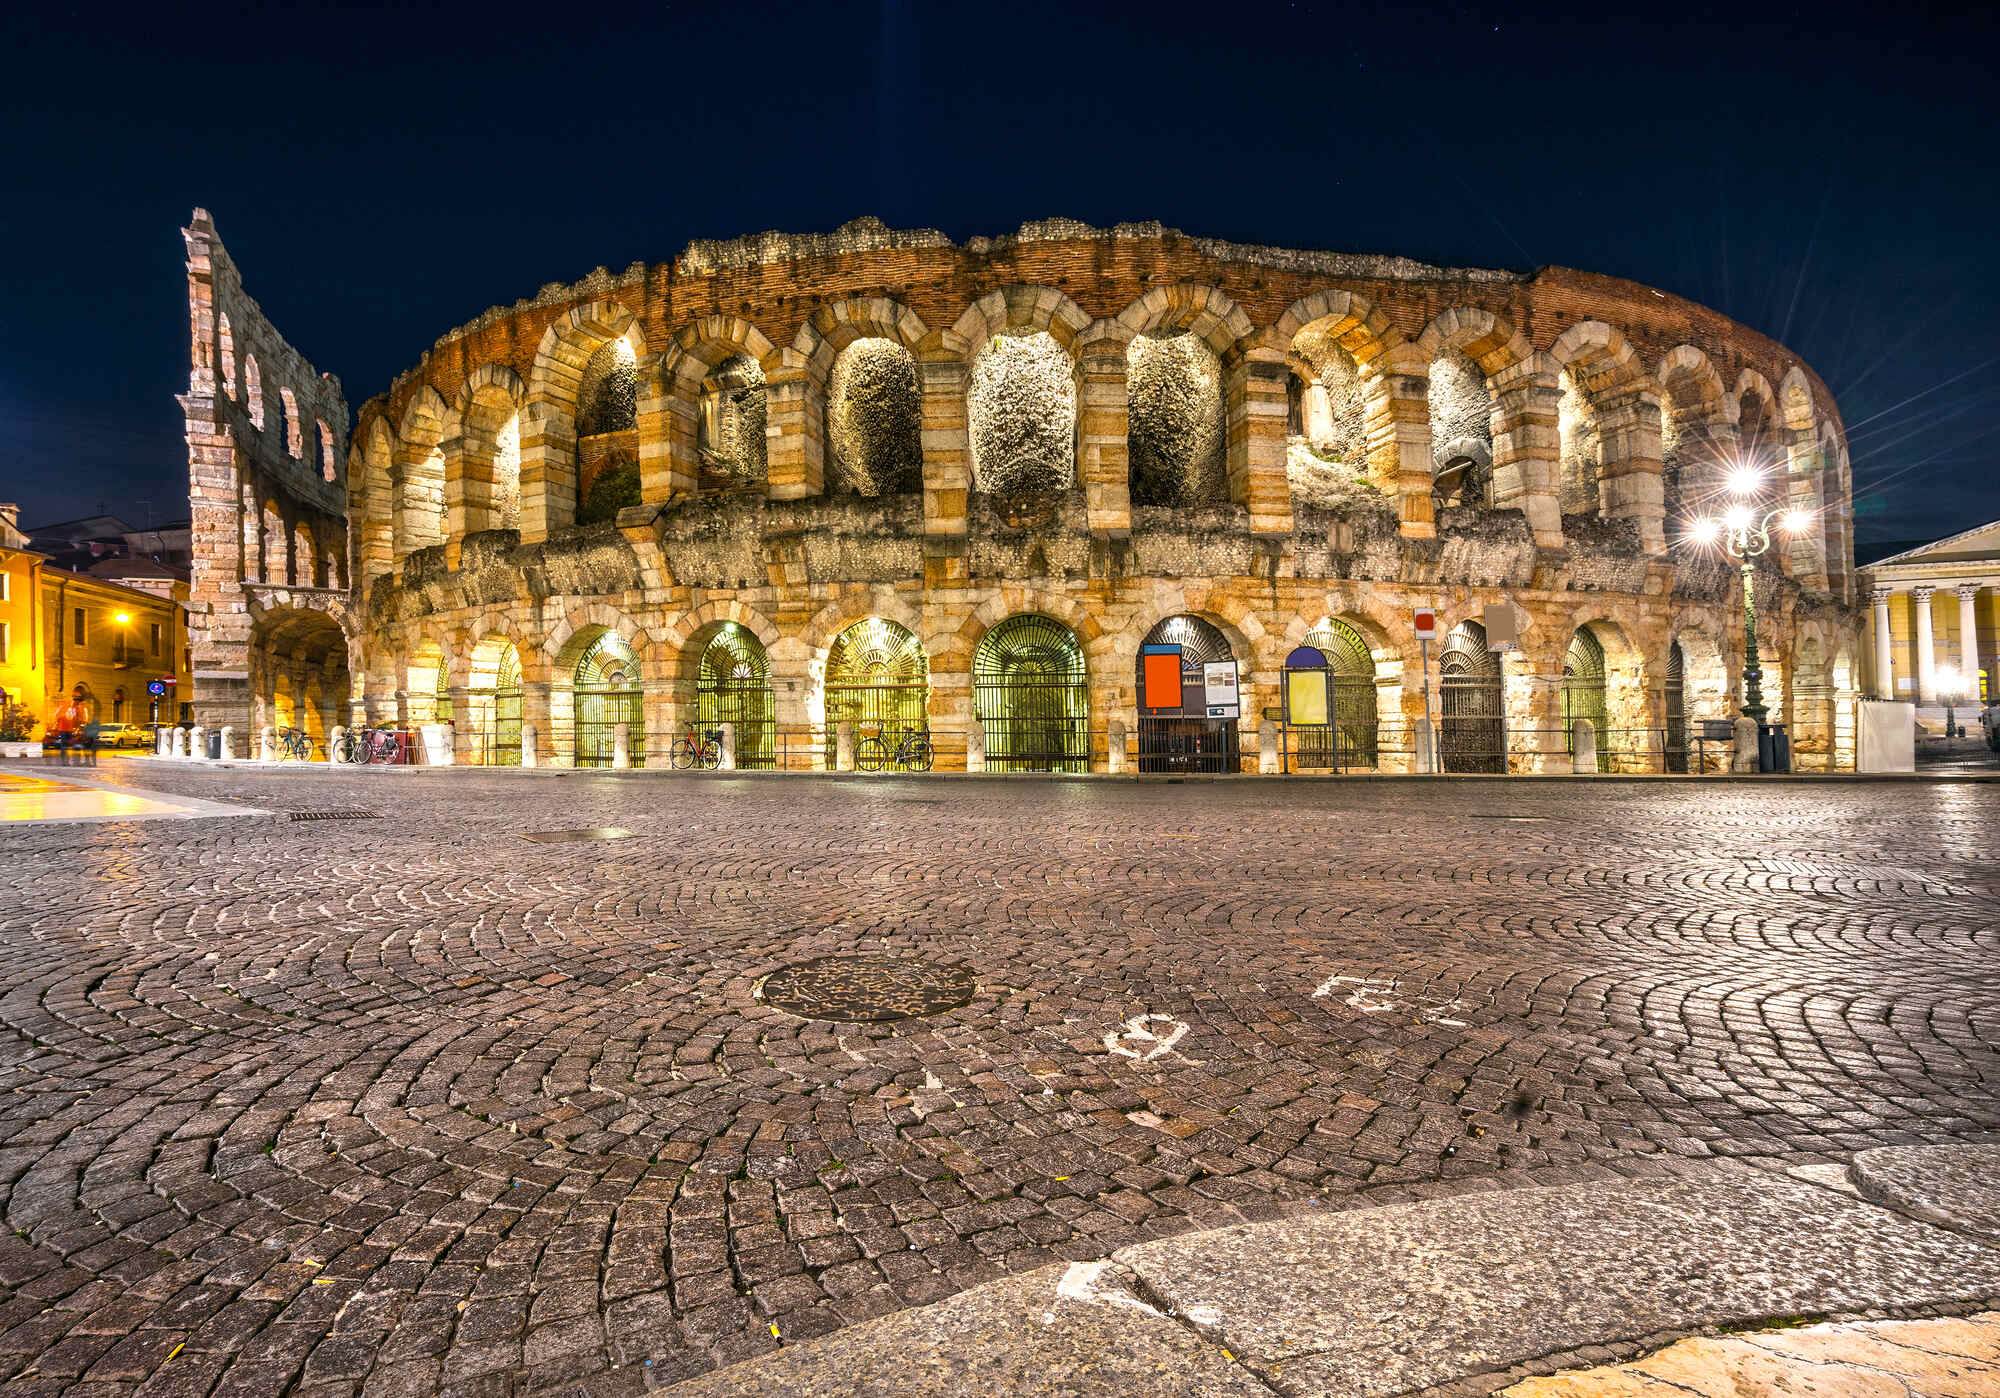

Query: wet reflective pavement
0 765 254 823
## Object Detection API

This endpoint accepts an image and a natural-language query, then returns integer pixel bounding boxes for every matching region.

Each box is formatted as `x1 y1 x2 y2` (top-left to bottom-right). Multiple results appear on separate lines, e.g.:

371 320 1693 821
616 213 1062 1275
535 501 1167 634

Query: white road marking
1104 1013 1190 1062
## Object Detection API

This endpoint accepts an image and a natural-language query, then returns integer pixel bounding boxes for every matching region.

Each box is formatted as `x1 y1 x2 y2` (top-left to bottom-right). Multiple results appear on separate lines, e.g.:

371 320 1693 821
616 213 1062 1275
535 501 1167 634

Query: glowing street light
1681 490 1815 724
1936 664 1964 739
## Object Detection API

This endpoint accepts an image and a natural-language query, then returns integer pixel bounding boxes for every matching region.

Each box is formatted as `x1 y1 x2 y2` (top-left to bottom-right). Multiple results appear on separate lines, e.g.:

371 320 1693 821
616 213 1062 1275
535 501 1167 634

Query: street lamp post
1684 468 1815 728
1936 665 1962 740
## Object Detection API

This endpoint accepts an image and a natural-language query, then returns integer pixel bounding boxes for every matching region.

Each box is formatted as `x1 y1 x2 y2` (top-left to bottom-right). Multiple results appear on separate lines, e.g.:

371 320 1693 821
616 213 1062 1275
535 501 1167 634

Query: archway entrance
1562 628 1611 772
1137 615 1239 774
1665 640 1688 773
248 606 351 761
824 618 928 767
1440 621 1504 773
1281 620 1378 771
466 638 522 766
573 632 643 768
696 625 775 769
973 614 1089 772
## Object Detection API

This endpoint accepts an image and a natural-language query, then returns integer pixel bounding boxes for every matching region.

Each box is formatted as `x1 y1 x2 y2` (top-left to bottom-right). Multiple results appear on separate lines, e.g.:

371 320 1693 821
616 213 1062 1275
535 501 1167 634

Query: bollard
157 726 172 757
836 722 855 773
1107 719 1127 775
191 725 208 762
170 727 187 759
521 722 538 768
329 725 346 763
1733 715 1759 774
612 721 631 770
965 722 985 774
719 722 736 772
1414 720 1438 776
219 726 235 761
259 725 276 763
1570 718 1597 774
1257 718 1279 775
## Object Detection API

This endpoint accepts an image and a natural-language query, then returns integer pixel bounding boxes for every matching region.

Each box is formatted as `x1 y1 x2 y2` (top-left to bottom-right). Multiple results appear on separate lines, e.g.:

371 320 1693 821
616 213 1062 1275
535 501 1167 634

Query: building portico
1861 522 2000 709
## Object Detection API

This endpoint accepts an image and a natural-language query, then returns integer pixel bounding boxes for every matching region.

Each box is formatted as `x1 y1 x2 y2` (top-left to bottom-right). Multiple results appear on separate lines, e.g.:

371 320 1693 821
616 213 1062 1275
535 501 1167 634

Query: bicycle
857 724 933 773
339 726 407 765
275 726 314 761
669 722 722 771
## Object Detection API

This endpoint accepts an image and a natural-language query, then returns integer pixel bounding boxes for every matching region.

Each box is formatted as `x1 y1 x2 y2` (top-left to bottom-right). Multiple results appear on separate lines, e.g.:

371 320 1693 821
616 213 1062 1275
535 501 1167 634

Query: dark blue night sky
3 1 1994 550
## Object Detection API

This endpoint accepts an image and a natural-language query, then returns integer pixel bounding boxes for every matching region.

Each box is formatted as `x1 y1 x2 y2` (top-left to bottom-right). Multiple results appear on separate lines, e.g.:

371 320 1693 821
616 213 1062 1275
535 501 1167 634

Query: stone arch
244 354 265 429
551 616 648 768
821 614 932 763
1549 322 1663 549
290 522 315 587
395 385 449 558
1778 366 1818 434
455 363 526 535
944 287 1093 360
354 416 398 585
527 299 644 415
279 387 303 458
1415 307 1533 377
1818 419 1853 597
1791 624 1838 771
1268 290 1407 510
317 419 336 482
683 619 779 768
1559 616 1649 769
651 316 778 496
1109 283 1257 359
1125 330 1226 506
1654 345 1733 518
1416 310 1531 512
521 300 647 538
792 296 931 375
1133 611 1245 773
657 598 785 687
403 632 453 724
542 602 654 678
787 298 931 501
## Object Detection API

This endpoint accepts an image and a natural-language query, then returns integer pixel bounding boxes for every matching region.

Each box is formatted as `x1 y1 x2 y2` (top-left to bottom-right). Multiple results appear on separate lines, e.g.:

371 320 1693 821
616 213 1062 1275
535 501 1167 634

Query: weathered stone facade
186 214 1863 771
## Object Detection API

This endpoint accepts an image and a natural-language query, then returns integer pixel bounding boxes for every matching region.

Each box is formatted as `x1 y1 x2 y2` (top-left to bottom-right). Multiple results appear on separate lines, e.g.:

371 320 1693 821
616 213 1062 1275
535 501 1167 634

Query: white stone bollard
219 726 235 761
156 726 171 757
191 725 208 761
1570 718 1597 775
965 722 985 774
719 722 736 772
170 727 187 759
521 722 538 768
1414 719 1439 776
1107 720 1127 775
835 722 855 773
259 725 277 763
329 726 346 763
612 721 631 770
1257 718 1279 775
1734 716 1760 773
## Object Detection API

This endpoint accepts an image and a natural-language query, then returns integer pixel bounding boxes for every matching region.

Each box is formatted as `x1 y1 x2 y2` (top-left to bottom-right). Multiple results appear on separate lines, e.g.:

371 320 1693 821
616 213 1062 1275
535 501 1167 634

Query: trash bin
207 729 222 760
1758 722 1791 773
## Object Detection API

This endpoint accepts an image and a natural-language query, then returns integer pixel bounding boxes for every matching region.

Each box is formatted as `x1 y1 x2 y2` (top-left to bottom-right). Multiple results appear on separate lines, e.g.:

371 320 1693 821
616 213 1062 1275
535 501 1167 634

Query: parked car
94 722 155 750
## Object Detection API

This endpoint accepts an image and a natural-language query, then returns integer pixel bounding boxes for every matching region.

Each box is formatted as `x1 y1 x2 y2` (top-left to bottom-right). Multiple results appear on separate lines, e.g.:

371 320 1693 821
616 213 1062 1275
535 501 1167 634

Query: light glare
1724 505 1753 530
1689 518 1721 544
1782 510 1811 534
1726 467 1763 497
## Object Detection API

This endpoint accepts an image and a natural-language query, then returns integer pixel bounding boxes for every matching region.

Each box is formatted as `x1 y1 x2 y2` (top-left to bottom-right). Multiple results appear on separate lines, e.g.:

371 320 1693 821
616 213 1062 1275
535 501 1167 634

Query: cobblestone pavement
1 759 1996 1397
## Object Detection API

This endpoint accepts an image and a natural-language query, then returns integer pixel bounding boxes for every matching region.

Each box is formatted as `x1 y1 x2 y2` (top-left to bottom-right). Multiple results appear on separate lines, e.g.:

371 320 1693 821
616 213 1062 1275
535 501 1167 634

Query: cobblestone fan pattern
1500 1311 2000 1397
1 761 1996 1396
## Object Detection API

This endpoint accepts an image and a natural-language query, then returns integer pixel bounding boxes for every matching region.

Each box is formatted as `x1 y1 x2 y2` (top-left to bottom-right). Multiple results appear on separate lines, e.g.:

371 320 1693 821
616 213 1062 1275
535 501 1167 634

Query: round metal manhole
754 956 978 1022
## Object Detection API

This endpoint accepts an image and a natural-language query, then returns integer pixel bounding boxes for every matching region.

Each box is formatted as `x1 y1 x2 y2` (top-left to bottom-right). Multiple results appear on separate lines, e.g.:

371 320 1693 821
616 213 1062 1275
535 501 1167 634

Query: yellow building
1860 521 1999 712
38 562 193 730
0 506 47 735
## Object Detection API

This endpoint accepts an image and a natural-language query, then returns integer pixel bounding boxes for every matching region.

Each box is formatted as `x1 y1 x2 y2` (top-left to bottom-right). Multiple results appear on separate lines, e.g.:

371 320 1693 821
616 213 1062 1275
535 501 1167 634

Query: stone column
1913 586 1937 703
1958 585 1983 700
516 406 576 545
1487 361 1564 548
1365 346 1435 540
763 365 823 500
521 722 538 768
965 721 985 774
521 681 554 768
1074 343 1131 536
637 355 697 506
1224 349 1294 534
1594 388 1666 556
1785 435 1829 591
442 432 499 568
1871 589 1895 699
612 722 631 769
448 686 475 764
919 355 970 537
1106 718 1127 775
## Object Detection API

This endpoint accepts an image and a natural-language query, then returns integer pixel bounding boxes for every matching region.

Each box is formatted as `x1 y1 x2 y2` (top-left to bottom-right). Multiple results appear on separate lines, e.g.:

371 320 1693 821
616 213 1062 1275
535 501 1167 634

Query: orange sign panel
1142 652 1184 711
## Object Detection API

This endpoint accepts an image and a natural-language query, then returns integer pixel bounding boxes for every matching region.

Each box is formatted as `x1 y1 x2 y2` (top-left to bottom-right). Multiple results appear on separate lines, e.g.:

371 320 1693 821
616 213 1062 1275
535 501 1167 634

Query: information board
1202 662 1240 719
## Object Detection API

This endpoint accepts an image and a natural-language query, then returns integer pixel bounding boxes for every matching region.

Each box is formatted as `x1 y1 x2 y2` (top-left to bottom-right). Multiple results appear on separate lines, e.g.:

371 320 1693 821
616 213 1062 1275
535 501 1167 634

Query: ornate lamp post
1935 665 1963 740
1685 467 1814 724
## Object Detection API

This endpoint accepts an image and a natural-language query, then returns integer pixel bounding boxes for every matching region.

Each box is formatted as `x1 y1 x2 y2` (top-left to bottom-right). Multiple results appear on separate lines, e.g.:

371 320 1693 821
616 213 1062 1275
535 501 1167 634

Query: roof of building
40 564 188 606
1862 520 2000 570
84 557 185 582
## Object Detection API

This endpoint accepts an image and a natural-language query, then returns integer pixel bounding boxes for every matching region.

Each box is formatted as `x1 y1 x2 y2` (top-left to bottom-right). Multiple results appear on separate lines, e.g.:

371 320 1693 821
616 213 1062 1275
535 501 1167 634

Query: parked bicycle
275 726 314 761
857 724 933 773
338 725 408 766
670 722 723 771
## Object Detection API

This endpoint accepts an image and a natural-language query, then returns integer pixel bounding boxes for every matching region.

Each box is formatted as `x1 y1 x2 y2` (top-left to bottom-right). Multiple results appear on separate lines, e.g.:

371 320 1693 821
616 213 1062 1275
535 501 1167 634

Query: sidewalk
650 1146 2000 1398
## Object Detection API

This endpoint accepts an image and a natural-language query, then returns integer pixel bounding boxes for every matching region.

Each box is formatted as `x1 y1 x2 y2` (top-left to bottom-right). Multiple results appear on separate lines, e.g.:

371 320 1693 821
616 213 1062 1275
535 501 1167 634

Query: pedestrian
80 716 101 766
46 688 84 767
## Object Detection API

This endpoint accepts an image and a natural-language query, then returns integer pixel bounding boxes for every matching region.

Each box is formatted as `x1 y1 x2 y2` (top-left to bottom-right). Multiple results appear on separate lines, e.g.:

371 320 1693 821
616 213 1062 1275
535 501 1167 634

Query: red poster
1142 652 1183 711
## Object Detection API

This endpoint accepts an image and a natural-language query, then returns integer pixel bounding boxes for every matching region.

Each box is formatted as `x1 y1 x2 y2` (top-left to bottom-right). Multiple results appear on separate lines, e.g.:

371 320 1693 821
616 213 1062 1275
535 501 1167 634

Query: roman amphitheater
180 211 1861 774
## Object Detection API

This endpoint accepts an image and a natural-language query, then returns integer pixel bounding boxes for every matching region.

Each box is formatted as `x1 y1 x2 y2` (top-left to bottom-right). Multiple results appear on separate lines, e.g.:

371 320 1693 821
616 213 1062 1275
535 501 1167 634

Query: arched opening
1440 621 1504 773
317 420 337 483
1734 385 1788 523
570 630 644 768
1282 619 1379 771
1562 628 1610 771
244 355 264 429
218 314 236 400
824 618 928 767
1556 368 1602 515
464 384 522 533
698 354 767 489
280 387 303 458
695 624 776 769
465 637 522 767
407 640 449 724
291 524 314 587
828 338 922 496
968 331 1075 501
1283 324 1376 506
250 608 350 761
1427 347 1494 510
1664 640 1688 773
1127 331 1225 507
973 614 1090 772
1137 614 1239 774
577 338 640 523
396 391 448 558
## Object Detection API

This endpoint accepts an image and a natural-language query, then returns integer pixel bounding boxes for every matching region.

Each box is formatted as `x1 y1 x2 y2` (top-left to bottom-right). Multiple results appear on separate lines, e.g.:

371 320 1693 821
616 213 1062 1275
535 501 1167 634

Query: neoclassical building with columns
180 212 1863 772
1861 523 2000 709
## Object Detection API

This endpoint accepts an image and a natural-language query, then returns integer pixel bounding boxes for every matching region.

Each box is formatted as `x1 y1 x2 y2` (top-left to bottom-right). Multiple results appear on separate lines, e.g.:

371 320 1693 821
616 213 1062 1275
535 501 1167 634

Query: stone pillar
442 433 499 567
965 720 985 774
1913 586 1937 703
1958 585 1982 700
1871 589 1895 699
919 355 970 537
643 676 677 773
1594 388 1666 556
517 405 576 545
763 365 823 500
156 726 171 757
1224 349 1294 534
835 721 856 772
448 686 475 765
1075 344 1132 536
328 725 345 763
218 726 235 761
190 725 208 761
521 682 553 768
1488 361 1565 548
521 722 538 768
1302 383 1335 449
1257 718 1280 774
612 722 631 769
1733 715 1759 773
170 727 186 758
718 722 736 772
258 725 275 762
1106 718 1127 775
1366 347 1435 540
1570 718 1597 775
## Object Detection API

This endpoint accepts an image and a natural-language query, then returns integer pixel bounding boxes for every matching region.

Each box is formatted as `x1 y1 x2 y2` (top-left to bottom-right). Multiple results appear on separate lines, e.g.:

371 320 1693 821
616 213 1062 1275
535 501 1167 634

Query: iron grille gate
825 618 929 768
1561 629 1610 772
1440 620 1505 773
471 646 522 766
1137 615 1239 774
973 615 1089 772
574 632 644 768
1664 641 1687 773
1282 621 1379 771
697 625 775 769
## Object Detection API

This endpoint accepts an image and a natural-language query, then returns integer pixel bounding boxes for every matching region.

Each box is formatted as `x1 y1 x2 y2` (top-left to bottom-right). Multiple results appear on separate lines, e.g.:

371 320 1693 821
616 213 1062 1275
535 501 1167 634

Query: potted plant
0 705 41 759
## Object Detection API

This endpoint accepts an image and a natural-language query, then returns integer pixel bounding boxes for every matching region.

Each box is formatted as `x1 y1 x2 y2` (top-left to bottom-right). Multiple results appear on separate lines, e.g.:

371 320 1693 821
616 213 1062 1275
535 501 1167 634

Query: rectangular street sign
1202 661 1240 718
1413 607 1437 641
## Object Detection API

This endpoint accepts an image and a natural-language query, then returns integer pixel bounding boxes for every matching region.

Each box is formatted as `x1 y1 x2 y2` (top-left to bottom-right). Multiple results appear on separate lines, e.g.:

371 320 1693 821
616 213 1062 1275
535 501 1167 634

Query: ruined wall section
180 208 350 733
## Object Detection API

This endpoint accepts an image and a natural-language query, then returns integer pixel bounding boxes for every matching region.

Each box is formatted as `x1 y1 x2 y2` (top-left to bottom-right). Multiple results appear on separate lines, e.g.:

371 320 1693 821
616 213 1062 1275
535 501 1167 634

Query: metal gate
1440 620 1505 773
469 645 522 766
825 618 928 767
973 615 1089 772
696 624 775 769
1137 615 1239 774
574 632 644 768
1561 628 1610 772
1664 641 1687 773
1282 620 1378 770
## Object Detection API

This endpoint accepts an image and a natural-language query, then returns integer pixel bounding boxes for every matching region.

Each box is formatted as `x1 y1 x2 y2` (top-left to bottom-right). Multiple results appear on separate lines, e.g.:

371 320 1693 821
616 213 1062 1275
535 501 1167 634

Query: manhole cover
755 956 978 1022
288 809 379 822
521 827 633 843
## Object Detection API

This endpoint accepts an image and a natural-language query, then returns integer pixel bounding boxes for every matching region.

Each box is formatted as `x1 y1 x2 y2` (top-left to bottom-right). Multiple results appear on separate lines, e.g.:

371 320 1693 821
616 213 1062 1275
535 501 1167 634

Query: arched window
318 420 336 482
577 338 641 522
824 618 928 767
1664 641 1687 773
828 338 922 496
696 624 775 769
244 355 264 428
968 332 1074 500
1439 621 1504 773
1136 615 1238 774
1127 332 1224 507
572 632 643 768
218 314 237 399
973 615 1089 772
1281 620 1379 770
1428 348 1494 509
280 387 303 458
698 355 767 487
466 639 521 766
1556 369 1601 514
1562 628 1610 772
